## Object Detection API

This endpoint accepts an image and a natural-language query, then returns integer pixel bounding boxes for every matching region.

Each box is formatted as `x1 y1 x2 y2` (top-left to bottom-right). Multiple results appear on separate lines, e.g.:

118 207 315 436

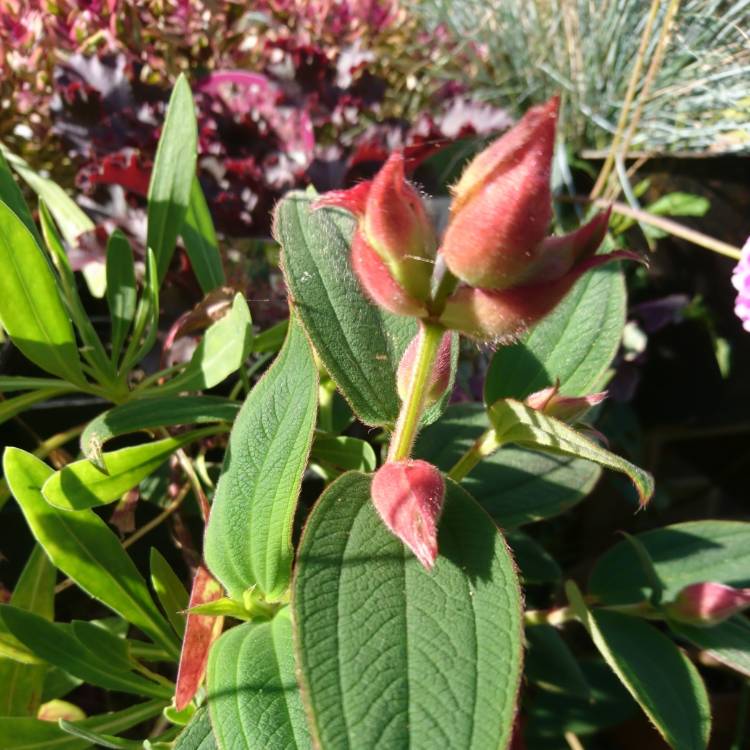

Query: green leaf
42 428 218 510
150 549 189 638
0 545 55 716
647 192 710 218
174 708 217 750
0 377 73 392
182 178 225 294
57 721 141 750
589 520 750 605
205 315 317 600
147 75 198 282
0 699 165 750
69 621 133 674
310 434 376 473
416 404 601 528
276 192 416 427
506 530 561 583
0 607 171 700
0 150 42 246
0 199 83 383
488 398 654 505
81 396 238 462
147 294 252 395
207 610 310 749
485 262 625 403
579 605 711 750
0 387 78 428
106 231 137 364
293 472 523 749
525 625 590 698
252 319 288 354
670 616 750 679
3 448 180 659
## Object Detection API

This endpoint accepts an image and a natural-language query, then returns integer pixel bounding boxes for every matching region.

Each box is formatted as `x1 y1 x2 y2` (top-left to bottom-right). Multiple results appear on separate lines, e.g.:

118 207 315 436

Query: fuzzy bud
667 582 750 626
371 459 445 570
397 329 452 405
525 383 606 422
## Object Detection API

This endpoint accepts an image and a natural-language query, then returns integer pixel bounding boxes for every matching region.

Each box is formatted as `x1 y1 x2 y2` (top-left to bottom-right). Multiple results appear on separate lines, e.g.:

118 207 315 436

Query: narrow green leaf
0 699 165 750
146 294 252 395
174 708 217 750
488 398 654 505
485 260 625 403
42 428 218 510
0 199 83 383
121 248 160 372
581 606 711 749
106 231 137 363
3 448 180 659
0 388 78 428
0 150 42 246
57 721 141 750
0 607 171 700
69 621 133 674
0 545 55 716
670 616 750 678
182 178 225 294
0 376 75 392
589 520 750 605
207 610 310 749
293 472 523 750
276 192 416 427
150 549 189 638
205 315 317 599
81 396 238 462
526 625 590 698
147 75 198 282
416 403 601 527
310 434 376 473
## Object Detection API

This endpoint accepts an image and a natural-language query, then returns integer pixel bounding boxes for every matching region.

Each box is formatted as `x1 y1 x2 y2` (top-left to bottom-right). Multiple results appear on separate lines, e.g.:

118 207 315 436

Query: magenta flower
731 237 750 332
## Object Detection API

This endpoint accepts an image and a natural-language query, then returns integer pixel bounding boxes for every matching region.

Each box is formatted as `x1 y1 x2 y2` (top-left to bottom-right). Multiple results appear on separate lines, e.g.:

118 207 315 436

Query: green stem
448 428 501 482
388 322 445 462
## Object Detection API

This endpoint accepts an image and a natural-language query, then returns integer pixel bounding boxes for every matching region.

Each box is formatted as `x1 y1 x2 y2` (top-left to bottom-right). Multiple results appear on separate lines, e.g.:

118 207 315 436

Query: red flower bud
397 328 452 405
351 232 428 317
441 97 558 289
371 459 445 570
438 250 641 342
525 383 606 422
667 582 750 626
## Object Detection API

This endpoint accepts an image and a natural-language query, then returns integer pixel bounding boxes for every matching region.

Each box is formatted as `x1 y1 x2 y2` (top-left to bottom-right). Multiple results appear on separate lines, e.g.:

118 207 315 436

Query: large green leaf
0 150 42 246
276 192 415 427
416 404 600 527
578 605 711 750
147 74 198 282
0 199 83 383
204 315 317 600
0 545 55 716
670 616 750 678
525 625 589 698
3 449 180 659
589 520 750 605
207 610 310 749
488 398 653 505
0 607 171 700
42 428 218 510
182 178 225 294
485 261 625 403
81 396 239 462
0 700 165 750
145 294 252 395
293 472 523 749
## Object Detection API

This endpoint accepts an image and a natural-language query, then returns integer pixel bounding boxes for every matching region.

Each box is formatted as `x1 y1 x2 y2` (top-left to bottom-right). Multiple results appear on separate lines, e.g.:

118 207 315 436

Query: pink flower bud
438 249 641 342
440 97 557 289
371 459 445 570
351 232 428 317
525 383 607 422
397 328 452 405
315 153 436 305
668 582 750 626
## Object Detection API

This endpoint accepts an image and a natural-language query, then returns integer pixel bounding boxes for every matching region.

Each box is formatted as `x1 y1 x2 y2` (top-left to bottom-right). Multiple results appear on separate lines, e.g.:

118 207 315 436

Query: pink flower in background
731 237 750 332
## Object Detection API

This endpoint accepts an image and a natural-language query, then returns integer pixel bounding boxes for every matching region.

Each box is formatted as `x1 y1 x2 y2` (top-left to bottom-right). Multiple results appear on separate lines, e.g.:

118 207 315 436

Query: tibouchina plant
0 80 745 750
